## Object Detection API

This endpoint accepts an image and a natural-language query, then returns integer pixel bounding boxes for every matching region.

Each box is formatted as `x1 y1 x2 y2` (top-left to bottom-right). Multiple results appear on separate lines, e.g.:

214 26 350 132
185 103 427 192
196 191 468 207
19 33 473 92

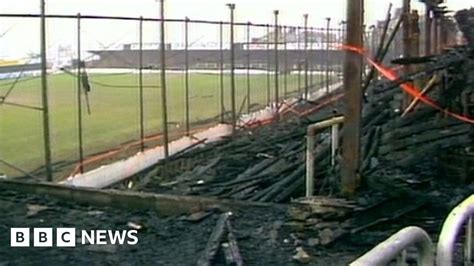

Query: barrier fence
0 5 385 181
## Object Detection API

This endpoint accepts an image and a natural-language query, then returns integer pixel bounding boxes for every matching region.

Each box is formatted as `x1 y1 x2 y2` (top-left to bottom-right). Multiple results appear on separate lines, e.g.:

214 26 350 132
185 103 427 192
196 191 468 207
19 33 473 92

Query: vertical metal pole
325 17 331 94
219 21 225 123
139 17 145 152
160 0 169 158
266 24 270 105
227 3 236 133
283 26 288 98
246 22 251 114
306 133 315 197
76 13 84 174
184 17 190 136
304 14 309 100
40 0 53 181
309 27 314 90
331 124 338 166
274 10 279 107
425 7 432 56
297 27 301 95
341 0 363 196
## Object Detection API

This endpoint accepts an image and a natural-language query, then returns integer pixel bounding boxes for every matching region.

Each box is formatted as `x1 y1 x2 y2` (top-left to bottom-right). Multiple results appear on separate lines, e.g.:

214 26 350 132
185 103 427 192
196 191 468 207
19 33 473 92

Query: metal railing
305 116 344 196
436 195 474 266
350 226 434 266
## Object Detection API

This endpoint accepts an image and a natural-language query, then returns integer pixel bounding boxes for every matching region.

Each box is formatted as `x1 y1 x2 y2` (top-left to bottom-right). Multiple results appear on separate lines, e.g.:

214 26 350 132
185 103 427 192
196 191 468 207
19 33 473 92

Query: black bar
0 13 304 28
219 21 225 123
160 0 169 158
274 10 279 108
139 17 145 152
184 17 190 136
266 24 270 105
246 22 251 114
304 14 308 99
40 0 53 181
228 4 236 133
77 13 84 174
325 17 331 94
283 26 288 98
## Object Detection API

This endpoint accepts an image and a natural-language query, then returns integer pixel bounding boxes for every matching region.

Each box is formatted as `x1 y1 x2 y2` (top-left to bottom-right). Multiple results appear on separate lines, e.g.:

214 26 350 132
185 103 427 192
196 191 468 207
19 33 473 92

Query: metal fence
0 4 385 181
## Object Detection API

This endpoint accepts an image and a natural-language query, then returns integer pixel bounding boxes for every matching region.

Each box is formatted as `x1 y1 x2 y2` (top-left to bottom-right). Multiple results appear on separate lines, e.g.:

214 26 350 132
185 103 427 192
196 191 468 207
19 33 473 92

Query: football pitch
0 72 327 178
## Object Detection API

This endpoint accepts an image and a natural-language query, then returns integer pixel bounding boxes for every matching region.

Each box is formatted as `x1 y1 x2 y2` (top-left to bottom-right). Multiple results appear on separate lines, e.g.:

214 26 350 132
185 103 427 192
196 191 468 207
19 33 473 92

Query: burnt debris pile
126 10 474 202
455 8 474 48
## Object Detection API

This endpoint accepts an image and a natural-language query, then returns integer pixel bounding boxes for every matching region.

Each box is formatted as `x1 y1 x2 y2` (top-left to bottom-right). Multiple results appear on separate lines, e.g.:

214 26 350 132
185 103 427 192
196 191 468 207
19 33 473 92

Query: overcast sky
0 0 471 59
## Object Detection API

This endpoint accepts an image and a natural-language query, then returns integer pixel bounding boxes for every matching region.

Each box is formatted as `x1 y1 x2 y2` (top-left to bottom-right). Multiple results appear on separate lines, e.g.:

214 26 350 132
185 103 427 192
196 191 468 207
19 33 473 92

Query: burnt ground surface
0 180 472 265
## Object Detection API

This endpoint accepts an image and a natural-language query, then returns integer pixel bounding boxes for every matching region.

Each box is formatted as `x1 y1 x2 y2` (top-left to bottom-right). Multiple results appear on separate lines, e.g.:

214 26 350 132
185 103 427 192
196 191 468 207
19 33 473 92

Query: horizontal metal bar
437 195 474 266
0 13 308 29
0 101 43 111
350 226 434 266
307 116 344 135
0 13 360 32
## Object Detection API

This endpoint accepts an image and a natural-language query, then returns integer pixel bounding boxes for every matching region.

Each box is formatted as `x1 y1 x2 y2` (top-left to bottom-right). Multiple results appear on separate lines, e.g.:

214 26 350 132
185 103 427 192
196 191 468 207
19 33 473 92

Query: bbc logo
11 228 76 247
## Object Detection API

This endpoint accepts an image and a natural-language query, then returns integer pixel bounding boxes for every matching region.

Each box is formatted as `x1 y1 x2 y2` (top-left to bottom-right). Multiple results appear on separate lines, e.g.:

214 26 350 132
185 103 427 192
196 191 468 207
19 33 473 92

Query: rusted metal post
159 0 169 158
184 17 190 136
325 17 331 94
219 21 225 123
341 0 364 196
40 0 53 181
138 17 145 152
304 14 309 99
246 22 251 114
274 10 279 107
227 3 236 133
76 13 84 174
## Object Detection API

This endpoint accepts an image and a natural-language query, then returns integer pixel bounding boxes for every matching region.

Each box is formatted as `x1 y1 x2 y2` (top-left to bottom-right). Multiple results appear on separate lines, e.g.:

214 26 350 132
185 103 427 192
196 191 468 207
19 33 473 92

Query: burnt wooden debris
128 43 473 203
116 13 474 247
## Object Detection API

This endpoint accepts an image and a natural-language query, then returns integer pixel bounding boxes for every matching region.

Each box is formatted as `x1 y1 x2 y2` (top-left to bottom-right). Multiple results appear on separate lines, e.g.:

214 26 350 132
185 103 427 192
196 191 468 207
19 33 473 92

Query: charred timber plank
380 118 463 143
223 218 243 266
258 164 306 202
378 124 470 155
392 134 472 167
197 213 230 266
273 175 305 203
234 158 279 181
0 180 286 216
